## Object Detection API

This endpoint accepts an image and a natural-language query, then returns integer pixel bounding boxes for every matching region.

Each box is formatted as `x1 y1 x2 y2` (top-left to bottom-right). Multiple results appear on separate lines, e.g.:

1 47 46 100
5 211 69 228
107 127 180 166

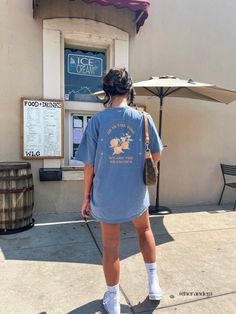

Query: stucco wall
0 0 89 213
131 0 236 206
0 0 235 214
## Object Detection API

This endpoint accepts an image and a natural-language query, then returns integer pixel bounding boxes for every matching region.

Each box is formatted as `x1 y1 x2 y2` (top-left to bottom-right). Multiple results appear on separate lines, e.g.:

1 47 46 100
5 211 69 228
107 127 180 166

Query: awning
81 0 150 32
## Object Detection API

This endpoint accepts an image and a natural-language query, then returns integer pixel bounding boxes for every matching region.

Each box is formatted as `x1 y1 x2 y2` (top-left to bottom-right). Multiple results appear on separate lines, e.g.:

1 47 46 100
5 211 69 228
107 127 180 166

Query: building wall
130 0 236 206
0 1 85 213
0 0 235 214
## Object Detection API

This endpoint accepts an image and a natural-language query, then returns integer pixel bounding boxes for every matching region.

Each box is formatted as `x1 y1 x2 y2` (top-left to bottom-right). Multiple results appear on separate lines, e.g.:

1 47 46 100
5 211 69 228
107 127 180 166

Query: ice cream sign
64 48 105 102
68 53 103 77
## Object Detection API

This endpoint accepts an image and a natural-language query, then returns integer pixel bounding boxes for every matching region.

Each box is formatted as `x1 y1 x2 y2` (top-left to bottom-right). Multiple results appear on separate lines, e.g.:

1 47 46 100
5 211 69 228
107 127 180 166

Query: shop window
64 47 106 103
64 46 107 166
43 19 129 171
69 113 92 165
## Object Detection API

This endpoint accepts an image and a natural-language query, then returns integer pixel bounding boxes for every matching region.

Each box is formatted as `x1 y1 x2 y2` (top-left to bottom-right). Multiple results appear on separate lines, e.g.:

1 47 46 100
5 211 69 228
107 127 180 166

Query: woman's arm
81 163 95 219
83 163 95 199
152 152 161 165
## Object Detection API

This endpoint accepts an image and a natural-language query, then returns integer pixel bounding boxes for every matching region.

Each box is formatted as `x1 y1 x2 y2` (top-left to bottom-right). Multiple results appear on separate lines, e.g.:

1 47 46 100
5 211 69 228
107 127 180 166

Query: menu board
21 99 64 159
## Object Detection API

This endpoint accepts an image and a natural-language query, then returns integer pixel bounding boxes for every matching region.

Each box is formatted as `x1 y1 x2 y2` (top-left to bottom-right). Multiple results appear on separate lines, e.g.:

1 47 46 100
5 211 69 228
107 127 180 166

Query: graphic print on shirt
110 133 133 155
101 119 142 168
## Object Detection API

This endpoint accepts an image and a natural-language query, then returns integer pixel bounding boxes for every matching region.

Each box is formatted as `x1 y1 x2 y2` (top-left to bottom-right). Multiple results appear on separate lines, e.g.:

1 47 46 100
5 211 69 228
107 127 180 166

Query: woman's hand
151 152 161 164
81 198 92 219
82 163 94 219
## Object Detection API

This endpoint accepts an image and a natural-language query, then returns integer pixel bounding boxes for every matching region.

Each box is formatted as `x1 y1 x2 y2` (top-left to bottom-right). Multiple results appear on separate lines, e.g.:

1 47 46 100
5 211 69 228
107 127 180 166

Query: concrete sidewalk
0 205 235 314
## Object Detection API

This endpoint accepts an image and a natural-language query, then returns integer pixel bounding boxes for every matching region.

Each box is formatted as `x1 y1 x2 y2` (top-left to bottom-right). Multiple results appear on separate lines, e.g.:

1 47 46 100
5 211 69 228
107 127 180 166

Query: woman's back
75 105 163 223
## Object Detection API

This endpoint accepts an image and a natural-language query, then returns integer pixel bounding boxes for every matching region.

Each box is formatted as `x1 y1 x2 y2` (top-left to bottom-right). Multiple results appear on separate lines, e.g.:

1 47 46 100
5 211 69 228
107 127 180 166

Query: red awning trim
81 0 150 32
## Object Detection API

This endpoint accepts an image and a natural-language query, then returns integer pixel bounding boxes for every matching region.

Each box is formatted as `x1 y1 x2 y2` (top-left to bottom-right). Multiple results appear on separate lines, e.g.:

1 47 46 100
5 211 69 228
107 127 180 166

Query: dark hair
102 67 135 107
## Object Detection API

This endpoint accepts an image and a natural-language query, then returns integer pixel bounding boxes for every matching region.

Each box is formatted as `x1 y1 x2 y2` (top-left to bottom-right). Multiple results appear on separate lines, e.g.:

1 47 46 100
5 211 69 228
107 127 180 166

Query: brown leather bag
142 111 158 185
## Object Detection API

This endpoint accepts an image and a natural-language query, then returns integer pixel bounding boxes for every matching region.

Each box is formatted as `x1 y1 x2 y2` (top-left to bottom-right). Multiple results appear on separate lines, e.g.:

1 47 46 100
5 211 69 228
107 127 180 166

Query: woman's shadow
68 297 160 314
68 299 129 314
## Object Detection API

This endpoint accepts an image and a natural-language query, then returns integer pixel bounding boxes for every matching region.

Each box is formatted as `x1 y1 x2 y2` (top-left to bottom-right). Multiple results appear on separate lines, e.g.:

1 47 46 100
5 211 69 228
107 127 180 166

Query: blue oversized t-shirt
75 105 164 223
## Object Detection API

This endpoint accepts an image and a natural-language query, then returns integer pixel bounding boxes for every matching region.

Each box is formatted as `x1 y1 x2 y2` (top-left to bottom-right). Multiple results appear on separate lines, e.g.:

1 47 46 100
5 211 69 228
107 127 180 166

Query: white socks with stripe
145 262 163 299
103 283 120 314
107 283 120 299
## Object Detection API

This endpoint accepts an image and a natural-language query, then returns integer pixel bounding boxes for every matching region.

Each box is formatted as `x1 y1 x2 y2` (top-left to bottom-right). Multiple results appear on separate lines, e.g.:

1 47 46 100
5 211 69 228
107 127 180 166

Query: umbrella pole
149 90 172 215
156 93 163 207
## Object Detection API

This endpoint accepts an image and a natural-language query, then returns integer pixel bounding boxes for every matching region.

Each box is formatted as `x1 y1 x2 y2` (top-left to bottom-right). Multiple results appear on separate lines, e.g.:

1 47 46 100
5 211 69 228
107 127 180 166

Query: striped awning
33 0 150 32
82 0 150 32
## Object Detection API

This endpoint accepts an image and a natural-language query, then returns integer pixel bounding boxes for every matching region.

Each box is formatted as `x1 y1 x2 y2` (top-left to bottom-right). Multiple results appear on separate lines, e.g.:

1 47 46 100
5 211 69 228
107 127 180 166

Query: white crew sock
145 262 162 294
107 283 120 299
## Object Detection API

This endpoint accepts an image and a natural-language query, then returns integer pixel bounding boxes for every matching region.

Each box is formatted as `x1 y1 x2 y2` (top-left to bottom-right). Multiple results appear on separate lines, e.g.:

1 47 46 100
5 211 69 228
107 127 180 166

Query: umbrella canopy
133 75 236 214
133 76 236 104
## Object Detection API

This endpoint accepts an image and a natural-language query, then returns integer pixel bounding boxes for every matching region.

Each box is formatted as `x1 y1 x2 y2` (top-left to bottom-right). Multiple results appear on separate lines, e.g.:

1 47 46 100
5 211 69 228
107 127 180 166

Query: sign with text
64 48 106 102
68 54 103 77
21 99 64 159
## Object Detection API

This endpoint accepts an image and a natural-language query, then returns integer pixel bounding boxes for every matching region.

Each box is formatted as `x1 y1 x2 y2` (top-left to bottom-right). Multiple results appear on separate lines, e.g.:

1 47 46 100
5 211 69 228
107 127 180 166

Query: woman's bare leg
100 222 120 286
132 209 156 262
132 209 162 300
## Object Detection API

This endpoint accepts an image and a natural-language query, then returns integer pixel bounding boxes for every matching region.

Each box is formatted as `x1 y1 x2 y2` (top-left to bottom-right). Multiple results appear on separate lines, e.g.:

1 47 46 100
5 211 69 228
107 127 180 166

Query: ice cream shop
0 0 235 222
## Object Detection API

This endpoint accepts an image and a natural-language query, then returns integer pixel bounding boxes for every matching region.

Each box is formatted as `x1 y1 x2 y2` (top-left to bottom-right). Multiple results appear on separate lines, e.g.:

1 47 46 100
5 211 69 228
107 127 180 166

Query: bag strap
142 112 151 154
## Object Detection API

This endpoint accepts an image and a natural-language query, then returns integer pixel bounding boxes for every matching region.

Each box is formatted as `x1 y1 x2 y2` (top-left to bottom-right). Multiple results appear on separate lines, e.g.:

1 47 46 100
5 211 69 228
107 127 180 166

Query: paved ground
0 204 236 314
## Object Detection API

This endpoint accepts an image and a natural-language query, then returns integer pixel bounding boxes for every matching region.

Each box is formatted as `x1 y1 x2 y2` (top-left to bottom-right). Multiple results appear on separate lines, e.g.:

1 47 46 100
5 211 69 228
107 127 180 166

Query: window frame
69 111 93 166
43 18 129 174
62 40 109 167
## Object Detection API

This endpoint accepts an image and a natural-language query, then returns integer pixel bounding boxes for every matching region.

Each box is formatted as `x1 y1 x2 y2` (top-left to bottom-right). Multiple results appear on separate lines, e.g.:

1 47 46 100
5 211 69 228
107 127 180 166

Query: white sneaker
102 291 120 314
149 287 163 300
148 275 163 300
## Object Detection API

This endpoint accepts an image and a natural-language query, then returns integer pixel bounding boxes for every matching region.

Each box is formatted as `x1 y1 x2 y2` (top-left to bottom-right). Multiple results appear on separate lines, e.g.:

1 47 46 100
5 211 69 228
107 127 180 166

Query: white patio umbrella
133 75 236 214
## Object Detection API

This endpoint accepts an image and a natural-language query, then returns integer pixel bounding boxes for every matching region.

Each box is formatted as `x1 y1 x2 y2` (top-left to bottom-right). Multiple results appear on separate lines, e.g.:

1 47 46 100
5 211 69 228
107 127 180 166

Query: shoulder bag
142 111 158 185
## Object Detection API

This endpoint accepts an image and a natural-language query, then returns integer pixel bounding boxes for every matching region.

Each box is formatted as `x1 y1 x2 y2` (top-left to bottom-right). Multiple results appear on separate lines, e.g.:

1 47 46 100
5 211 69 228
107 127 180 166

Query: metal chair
218 164 236 210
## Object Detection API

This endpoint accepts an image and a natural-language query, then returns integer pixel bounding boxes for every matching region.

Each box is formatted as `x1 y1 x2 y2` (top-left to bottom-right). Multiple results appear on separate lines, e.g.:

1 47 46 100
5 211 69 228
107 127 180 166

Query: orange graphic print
109 133 133 155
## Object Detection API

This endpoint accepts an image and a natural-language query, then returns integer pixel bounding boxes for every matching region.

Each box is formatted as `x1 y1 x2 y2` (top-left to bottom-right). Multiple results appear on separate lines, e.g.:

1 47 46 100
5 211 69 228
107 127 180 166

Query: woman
75 67 164 314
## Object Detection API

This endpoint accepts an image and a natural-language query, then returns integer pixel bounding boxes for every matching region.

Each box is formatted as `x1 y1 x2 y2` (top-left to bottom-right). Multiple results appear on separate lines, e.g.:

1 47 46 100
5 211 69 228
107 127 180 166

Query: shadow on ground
0 211 173 263
67 297 161 314
68 299 132 314
0 204 233 264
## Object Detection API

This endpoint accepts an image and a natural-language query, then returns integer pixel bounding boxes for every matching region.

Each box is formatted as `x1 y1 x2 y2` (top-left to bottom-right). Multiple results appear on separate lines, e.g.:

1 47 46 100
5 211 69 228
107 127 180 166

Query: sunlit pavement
0 204 235 314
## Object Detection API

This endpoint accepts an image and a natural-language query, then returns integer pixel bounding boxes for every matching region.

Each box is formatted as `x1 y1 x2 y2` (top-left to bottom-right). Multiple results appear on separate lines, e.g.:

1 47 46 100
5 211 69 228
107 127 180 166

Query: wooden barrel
0 162 34 234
